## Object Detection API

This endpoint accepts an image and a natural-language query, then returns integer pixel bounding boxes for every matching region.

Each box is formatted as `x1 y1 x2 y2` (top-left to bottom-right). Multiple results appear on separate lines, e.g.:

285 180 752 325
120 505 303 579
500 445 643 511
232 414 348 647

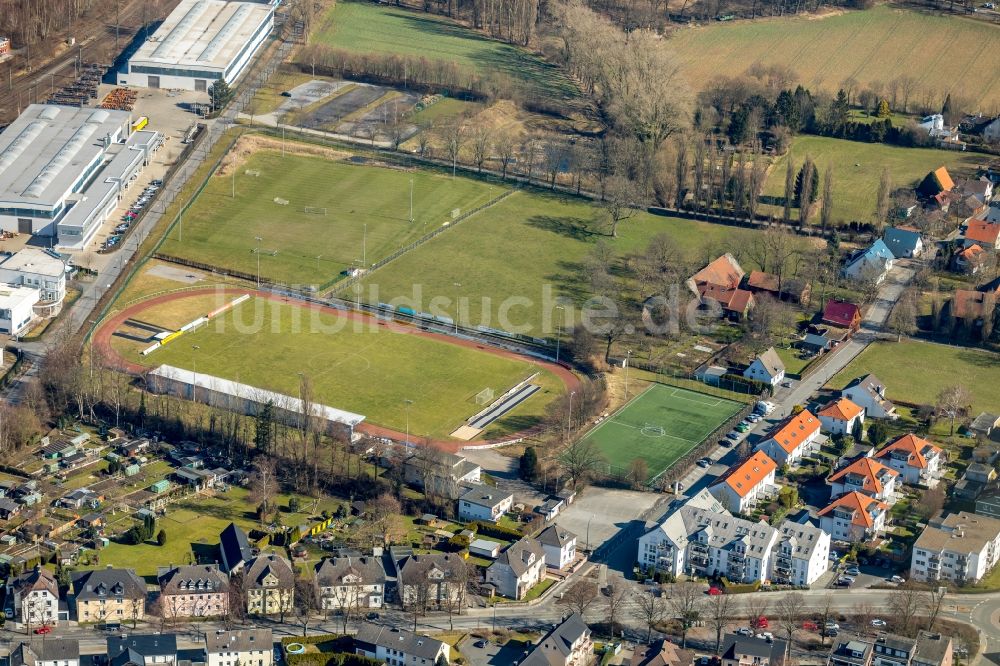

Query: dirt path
93 288 580 452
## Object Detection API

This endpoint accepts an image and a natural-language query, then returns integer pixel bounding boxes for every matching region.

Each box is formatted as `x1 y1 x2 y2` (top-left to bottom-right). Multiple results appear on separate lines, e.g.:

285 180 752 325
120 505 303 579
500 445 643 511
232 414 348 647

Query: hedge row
286 653 381 666
281 634 343 646
469 521 522 540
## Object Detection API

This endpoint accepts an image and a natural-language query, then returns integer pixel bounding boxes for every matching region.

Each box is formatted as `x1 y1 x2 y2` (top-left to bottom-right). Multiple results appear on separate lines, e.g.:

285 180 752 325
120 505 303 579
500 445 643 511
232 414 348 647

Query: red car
34 626 52 635
707 586 723 595
802 621 819 631
756 616 769 629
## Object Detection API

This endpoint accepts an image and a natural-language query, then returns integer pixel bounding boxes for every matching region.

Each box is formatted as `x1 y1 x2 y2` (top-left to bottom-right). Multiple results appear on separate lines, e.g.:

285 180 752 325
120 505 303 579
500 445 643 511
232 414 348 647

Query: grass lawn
132 296 563 438
580 383 742 482
668 5 1000 108
762 135 987 225
410 98 482 125
362 188 806 337
312 2 577 103
826 340 1000 414
158 150 500 286
775 346 813 377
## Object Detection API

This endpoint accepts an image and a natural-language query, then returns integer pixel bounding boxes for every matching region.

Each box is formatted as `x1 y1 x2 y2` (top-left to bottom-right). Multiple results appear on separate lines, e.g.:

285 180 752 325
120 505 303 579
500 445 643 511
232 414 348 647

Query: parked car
871 619 887 627
474 640 488 649
802 621 819 631
718 439 732 447
707 586 723 596
845 567 861 576
726 431 741 441
890 575 906 584
34 626 52 635
736 424 751 433
735 627 753 637
756 616 769 629
825 622 840 631
697 458 712 468
747 414 761 423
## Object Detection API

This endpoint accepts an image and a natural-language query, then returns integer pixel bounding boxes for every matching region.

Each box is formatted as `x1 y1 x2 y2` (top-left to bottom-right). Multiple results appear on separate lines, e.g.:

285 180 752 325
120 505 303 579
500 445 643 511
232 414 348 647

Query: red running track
93 288 581 453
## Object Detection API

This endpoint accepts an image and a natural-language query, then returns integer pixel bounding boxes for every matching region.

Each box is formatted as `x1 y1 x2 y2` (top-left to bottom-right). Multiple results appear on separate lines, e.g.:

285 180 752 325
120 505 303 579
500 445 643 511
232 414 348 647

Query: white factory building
0 248 69 317
119 0 274 92
0 104 160 248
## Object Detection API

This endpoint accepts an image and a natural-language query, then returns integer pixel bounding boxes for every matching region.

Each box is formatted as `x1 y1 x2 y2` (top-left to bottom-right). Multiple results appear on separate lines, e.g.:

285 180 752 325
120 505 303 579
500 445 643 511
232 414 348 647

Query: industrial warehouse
0 104 160 248
118 0 275 92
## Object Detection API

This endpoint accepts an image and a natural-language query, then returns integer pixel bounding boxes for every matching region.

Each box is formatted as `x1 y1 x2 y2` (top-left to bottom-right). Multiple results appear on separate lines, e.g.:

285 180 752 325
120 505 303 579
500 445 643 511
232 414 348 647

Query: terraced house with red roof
827 457 899 505
818 491 889 543
754 409 822 467
709 451 779 514
874 434 944 487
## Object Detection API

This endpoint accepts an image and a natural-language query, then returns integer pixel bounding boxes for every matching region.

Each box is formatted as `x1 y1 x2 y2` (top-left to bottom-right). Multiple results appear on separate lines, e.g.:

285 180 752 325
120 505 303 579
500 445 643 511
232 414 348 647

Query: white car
871 619 887 627
891 575 906 584
696 459 712 468
825 622 840 631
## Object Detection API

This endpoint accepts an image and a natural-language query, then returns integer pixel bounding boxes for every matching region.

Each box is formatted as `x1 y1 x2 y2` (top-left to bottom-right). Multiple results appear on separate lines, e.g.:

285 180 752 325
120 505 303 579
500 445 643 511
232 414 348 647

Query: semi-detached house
709 451 778 514
818 491 889 543
827 457 899 504
313 556 385 610
754 410 822 467
874 434 944 487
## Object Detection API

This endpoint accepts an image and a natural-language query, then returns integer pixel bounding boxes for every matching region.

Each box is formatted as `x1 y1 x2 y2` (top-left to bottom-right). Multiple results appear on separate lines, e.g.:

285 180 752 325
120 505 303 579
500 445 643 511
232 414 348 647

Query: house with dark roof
204 629 272 666
9 639 80 666
396 553 466 610
628 639 693 666
841 374 895 419
537 524 577 570
70 568 147 624
402 451 481 499
218 522 253 573
157 564 229 618
486 537 546 599
883 226 924 258
243 554 295 616
354 622 449 665
8 565 59 626
918 165 955 198
720 633 788 666
830 631 952 666
457 484 513 523
519 613 592 666
743 347 785 387
822 300 862 333
107 634 177 666
314 556 386 610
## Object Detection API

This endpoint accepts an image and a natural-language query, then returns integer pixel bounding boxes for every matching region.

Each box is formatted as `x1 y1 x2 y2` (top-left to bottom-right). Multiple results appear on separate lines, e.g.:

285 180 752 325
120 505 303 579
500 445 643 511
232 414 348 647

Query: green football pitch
583 383 742 482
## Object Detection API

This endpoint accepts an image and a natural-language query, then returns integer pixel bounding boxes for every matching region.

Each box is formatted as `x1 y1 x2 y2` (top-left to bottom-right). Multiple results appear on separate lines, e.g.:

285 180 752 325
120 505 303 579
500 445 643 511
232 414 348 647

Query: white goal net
304 206 328 215
475 387 495 405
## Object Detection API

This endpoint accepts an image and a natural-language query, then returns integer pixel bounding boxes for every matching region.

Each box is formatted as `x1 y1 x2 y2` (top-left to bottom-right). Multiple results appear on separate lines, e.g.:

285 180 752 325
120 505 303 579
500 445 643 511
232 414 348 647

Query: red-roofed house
963 221 1000 250
822 301 862 333
745 271 812 304
755 410 822 467
875 434 944 486
954 244 988 274
817 398 865 436
818 491 889 542
828 457 899 504
952 289 994 323
687 254 755 321
709 451 779 514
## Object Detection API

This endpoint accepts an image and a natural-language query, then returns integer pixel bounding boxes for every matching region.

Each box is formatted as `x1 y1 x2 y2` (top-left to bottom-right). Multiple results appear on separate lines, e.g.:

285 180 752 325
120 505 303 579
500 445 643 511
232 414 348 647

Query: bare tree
888 586 922 635
495 131 516 180
471 127 492 173
667 582 703 648
707 591 739 654
774 591 804 661
249 457 278 524
294 575 317 636
745 595 770 632
603 175 638 237
366 493 404 547
936 384 972 435
630 586 670 641
561 438 605 489
226 572 248 628
820 169 834 232
817 593 835 645
562 579 600 616
605 579 630 636
852 601 876 634
924 586 947 631
888 289 918 341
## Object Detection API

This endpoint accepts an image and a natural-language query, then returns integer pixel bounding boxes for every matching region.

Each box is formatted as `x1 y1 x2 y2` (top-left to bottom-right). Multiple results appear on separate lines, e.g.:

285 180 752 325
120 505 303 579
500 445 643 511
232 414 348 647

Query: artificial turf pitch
583 383 742 482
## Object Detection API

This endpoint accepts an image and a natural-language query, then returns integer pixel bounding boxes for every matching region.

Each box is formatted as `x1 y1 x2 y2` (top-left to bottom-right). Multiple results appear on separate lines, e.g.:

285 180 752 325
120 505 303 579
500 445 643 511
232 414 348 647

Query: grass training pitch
762 135 987 225
582 383 742 482
363 188 814 335
668 6 1000 108
826 340 1000 415
158 149 498 286
123 295 563 439
313 2 577 102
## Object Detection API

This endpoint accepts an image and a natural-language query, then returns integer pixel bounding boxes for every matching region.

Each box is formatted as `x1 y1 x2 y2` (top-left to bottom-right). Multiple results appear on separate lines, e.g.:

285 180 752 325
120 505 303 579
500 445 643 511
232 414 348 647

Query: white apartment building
911 511 1000 584
0 285 39 336
875 434 944 487
770 520 830 586
537 524 577 570
0 248 67 316
486 537 546 600
638 507 778 583
709 451 779 514
818 491 889 543
755 409 822 467
828 456 899 504
314 556 385 610
8 566 59 627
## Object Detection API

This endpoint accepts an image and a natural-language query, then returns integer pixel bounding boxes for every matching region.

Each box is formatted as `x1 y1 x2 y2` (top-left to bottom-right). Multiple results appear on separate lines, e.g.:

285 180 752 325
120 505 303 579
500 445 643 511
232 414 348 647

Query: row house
157 564 229 618
755 409 822 467
874 434 944 487
70 567 147 624
205 629 273 666
827 457 899 504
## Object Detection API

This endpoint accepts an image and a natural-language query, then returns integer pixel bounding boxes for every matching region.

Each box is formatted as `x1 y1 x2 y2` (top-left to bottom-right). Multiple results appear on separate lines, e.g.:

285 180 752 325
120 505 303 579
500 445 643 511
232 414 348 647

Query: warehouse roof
0 105 132 207
130 0 273 72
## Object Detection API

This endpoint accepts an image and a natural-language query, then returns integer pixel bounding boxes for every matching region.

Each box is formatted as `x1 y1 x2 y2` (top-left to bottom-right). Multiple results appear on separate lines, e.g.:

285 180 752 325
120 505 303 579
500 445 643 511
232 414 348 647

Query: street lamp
191 345 200 402
254 236 263 287
555 305 565 364
624 350 632 401
404 399 414 448
566 390 575 440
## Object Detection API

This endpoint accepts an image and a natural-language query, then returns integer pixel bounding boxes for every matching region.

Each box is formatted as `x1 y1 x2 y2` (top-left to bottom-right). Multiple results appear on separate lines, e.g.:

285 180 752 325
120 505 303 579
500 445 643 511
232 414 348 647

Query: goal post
303 206 328 215
475 387 495 405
